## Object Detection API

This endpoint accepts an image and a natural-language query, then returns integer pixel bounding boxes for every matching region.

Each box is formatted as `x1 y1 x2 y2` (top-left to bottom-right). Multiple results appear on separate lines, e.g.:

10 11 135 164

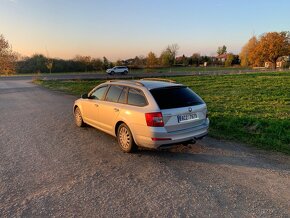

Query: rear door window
118 87 128 104
150 86 204 109
127 88 147 106
105 85 123 102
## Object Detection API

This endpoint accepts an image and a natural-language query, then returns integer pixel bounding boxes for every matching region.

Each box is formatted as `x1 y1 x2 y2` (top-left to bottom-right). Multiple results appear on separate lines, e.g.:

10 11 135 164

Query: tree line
0 42 239 74
16 55 114 74
0 31 289 74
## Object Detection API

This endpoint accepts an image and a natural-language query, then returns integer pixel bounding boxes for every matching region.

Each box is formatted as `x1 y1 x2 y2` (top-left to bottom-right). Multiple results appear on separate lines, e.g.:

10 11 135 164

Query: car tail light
145 112 164 127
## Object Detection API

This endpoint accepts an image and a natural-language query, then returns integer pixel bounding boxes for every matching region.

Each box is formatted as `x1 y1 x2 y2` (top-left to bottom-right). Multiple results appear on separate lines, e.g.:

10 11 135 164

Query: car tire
123 70 128 75
117 123 137 153
74 107 85 127
111 71 115 75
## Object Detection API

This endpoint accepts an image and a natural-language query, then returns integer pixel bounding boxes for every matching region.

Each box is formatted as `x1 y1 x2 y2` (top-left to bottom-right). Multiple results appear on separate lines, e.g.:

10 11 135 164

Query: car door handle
114 108 119 112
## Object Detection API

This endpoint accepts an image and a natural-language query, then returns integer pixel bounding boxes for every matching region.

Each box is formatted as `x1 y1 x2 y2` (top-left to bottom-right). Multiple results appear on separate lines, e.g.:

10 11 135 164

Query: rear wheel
117 123 137 153
123 70 128 75
74 107 85 127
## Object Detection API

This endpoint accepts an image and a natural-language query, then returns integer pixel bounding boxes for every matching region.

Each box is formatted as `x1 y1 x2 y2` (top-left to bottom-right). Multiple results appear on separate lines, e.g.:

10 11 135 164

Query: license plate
177 113 197 123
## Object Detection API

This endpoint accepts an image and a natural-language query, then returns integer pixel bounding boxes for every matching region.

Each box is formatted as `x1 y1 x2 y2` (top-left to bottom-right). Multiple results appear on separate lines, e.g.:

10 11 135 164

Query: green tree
0 34 17 75
192 53 201 66
33 54 47 73
91 58 103 71
160 50 172 66
159 44 179 67
217 45 227 55
115 59 123 66
75 55 91 72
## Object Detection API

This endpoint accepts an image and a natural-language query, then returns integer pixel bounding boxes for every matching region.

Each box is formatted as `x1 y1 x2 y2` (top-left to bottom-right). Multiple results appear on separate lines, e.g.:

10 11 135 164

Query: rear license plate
177 113 197 123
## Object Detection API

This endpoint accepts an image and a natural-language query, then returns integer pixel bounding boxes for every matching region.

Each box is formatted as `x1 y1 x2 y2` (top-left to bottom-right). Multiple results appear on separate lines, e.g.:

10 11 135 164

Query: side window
128 88 147 106
90 86 108 100
118 87 128 104
105 85 123 102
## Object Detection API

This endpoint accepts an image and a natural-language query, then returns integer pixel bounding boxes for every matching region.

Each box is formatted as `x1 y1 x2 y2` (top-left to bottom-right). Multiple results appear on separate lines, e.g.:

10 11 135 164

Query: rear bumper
134 119 209 149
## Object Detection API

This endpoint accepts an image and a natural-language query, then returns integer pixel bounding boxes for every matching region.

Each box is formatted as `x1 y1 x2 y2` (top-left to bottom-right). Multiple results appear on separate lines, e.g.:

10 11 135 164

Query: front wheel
74 107 85 127
117 124 137 153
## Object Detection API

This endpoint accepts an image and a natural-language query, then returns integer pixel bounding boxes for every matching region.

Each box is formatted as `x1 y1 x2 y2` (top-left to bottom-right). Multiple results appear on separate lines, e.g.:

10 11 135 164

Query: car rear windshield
150 86 204 109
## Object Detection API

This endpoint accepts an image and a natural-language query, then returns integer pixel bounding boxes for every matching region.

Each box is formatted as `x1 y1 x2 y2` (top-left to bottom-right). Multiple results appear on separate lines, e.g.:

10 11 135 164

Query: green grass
35 79 101 96
174 72 290 154
35 71 290 154
128 66 251 74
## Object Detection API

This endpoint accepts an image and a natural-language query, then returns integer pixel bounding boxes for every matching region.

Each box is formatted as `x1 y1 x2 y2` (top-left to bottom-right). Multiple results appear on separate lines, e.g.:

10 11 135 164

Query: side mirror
81 93 88 99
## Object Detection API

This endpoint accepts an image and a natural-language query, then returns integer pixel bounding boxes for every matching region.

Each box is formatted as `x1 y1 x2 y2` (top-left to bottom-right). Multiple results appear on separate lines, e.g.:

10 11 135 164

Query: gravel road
0 79 290 217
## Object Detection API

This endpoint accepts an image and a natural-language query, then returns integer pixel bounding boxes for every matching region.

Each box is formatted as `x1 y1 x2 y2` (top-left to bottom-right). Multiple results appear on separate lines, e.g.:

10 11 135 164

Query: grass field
36 71 290 154
128 66 251 74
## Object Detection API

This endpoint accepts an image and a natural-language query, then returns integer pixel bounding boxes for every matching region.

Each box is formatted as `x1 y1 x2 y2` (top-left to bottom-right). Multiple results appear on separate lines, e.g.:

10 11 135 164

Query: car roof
105 79 183 90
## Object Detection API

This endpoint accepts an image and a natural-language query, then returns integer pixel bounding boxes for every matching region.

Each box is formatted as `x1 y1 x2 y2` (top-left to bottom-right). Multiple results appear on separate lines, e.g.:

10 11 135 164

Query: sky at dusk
1 0 290 60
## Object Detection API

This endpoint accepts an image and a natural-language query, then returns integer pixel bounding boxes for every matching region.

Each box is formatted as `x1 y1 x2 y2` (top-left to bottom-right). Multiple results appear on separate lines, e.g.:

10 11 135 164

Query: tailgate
162 104 207 132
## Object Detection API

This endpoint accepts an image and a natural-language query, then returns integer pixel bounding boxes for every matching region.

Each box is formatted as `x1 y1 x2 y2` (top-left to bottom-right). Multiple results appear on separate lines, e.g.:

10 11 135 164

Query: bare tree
166 43 179 65
46 59 53 74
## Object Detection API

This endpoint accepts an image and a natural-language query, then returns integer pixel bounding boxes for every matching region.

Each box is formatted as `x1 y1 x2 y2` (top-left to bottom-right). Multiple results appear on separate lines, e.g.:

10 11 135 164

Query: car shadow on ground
81 126 290 172
136 143 290 172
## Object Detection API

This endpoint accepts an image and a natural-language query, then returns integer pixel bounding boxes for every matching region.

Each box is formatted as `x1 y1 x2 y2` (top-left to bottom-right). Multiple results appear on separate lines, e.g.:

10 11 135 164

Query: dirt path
0 79 289 217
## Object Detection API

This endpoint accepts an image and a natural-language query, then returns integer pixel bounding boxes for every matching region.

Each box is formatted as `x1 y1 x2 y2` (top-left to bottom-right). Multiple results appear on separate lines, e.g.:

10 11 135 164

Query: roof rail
107 80 145 87
140 78 176 83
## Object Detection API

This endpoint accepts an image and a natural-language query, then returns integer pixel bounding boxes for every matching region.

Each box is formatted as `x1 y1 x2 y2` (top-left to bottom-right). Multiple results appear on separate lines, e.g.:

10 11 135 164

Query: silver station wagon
73 79 209 152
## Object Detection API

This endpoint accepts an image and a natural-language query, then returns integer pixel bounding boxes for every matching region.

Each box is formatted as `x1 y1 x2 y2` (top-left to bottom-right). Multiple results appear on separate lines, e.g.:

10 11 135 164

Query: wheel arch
115 120 137 145
73 104 83 116
115 121 124 136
